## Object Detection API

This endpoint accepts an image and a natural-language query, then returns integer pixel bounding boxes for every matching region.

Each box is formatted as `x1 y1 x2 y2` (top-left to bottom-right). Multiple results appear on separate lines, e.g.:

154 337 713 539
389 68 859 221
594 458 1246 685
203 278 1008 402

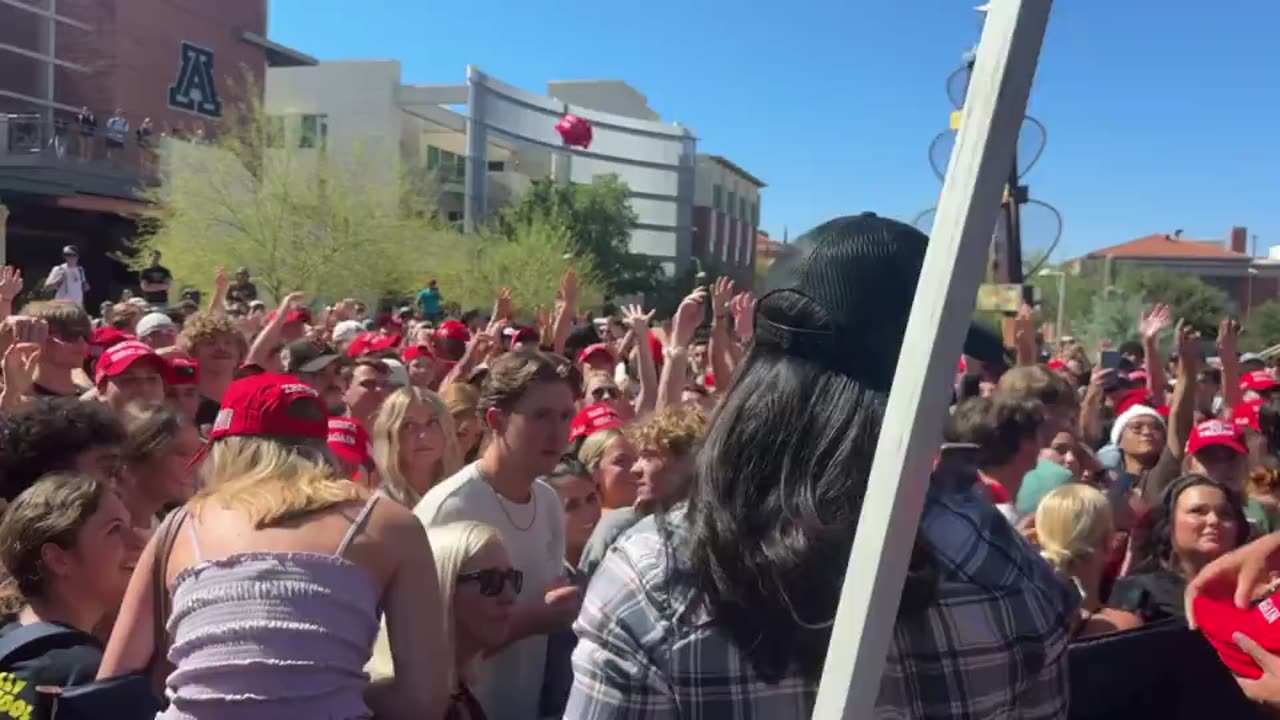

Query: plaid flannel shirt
566 472 1077 719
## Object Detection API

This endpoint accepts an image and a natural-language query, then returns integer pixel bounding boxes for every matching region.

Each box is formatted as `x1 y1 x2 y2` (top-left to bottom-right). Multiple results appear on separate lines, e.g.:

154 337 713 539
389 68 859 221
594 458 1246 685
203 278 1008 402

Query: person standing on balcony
44 245 89 307
104 109 127 162
76 107 95 161
138 250 172 306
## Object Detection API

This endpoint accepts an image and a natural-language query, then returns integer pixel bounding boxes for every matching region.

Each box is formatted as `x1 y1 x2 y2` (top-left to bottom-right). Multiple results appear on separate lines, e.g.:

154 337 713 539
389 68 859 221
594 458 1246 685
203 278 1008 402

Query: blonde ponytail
1034 484 1113 577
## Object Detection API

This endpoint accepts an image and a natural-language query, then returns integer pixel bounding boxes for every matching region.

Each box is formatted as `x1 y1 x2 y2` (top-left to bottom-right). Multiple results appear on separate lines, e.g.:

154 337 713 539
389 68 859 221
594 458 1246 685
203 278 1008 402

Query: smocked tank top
159 495 382 719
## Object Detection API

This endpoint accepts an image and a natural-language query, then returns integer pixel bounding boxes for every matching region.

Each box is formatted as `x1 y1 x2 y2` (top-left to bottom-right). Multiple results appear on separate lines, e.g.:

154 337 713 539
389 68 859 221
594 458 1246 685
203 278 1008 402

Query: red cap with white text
95 340 163 385
1186 419 1247 456
569 402 623 443
1194 589 1280 679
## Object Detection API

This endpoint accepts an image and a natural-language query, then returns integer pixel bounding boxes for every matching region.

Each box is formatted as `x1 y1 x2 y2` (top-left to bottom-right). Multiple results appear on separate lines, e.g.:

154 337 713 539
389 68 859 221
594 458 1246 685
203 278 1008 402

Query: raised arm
207 266 230 317
657 290 705 410
551 269 578 356
245 291 304 367
1138 303 1172 407
622 304 658 416
1166 319 1201 459
0 266 22 323
1218 318 1243 411
708 277 737 393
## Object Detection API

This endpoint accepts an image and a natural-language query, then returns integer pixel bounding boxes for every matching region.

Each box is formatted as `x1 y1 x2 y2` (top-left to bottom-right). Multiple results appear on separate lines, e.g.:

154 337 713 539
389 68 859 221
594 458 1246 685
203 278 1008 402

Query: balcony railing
0 113 162 194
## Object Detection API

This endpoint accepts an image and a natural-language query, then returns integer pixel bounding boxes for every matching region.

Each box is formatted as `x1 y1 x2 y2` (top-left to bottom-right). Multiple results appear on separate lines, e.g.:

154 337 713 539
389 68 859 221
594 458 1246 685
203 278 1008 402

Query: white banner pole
810 1 1054 718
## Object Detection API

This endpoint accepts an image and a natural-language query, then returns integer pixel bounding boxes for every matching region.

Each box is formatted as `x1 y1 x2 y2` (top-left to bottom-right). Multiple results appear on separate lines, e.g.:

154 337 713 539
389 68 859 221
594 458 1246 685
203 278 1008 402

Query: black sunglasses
591 386 620 401
458 568 523 597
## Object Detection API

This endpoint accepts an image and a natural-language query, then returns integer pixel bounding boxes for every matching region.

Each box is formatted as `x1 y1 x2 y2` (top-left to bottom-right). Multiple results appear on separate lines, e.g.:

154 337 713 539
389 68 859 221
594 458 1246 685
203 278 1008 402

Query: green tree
1119 269 1228 338
1074 287 1150 354
135 86 446 306
1025 267 1103 338
431 218 605 320
497 176 661 298
1244 301 1280 352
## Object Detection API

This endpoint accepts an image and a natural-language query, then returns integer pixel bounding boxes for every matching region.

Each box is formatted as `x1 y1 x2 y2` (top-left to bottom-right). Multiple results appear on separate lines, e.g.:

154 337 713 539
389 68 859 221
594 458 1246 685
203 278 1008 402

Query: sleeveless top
159 495 382 719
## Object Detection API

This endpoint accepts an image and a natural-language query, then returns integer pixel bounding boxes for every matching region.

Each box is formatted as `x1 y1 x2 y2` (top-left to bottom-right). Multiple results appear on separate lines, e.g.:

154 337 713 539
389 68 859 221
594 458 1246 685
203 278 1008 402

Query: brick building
0 0 311 306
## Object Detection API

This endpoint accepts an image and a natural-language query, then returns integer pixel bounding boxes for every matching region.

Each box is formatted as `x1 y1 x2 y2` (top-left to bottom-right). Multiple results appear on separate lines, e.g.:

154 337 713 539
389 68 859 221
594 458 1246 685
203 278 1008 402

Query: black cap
754 212 1005 392
62 245 79 256
283 340 341 374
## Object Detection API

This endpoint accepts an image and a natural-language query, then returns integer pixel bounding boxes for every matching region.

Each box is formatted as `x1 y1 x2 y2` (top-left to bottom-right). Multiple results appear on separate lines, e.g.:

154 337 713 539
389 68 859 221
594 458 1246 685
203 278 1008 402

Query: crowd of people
4 212 1280 718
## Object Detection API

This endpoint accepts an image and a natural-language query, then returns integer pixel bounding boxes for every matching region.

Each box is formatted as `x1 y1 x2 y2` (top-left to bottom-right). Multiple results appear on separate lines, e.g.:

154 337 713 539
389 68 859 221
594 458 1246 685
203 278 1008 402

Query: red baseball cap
327 416 373 468
162 352 200 386
90 326 132 350
347 331 401 358
266 307 312 326
1114 388 1154 415
95 340 163 386
1241 370 1279 394
1231 400 1263 432
191 373 329 467
578 343 615 366
1193 590 1280 679
402 344 433 363
1186 419 1247 456
436 320 471 343
569 402 623 443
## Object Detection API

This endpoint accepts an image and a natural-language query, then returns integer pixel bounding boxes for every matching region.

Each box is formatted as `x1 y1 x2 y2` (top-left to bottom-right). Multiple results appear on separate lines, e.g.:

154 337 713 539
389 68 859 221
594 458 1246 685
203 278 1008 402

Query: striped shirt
566 470 1077 719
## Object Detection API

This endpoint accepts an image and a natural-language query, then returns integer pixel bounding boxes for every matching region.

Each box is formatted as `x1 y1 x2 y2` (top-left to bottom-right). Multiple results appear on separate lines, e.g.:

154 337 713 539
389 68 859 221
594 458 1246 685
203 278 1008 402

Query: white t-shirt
416 462 565 720
46 263 87 306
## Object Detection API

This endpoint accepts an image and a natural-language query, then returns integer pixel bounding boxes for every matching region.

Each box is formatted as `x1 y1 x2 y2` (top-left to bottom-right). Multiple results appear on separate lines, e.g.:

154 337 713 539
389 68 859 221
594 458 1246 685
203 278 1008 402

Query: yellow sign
975 283 1023 313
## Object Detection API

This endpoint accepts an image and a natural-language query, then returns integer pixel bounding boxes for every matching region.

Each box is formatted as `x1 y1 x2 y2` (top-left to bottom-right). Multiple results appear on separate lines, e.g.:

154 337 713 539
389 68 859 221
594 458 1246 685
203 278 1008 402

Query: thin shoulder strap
147 506 187 673
183 513 204 562
335 494 381 558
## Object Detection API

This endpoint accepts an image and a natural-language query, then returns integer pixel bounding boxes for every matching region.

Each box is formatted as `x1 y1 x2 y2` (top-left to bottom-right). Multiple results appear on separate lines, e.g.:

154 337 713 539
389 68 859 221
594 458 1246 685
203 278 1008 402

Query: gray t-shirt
416 462 565 720
577 507 644 582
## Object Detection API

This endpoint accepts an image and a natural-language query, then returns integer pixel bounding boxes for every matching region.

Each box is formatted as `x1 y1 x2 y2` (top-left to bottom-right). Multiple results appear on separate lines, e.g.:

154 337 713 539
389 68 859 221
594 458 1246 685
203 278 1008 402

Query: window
751 202 759 226
727 190 737 218
427 145 441 170
713 184 723 212
446 210 463 224
427 146 466 181
487 160 505 172
299 114 327 149
739 197 747 221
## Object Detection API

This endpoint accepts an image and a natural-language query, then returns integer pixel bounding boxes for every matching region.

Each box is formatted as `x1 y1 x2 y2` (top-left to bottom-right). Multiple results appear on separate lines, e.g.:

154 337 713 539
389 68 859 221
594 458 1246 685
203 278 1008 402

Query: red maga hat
1241 370 1279 394
162 352 200 386
95 340 163 386
1231 400 1263 432
569 402 623 443
1186 419 1247 456
90 326 132 350
1194 590 1280 679
327 416 373 468
435 320 471 343
402 344 433 363
578 343 615 366
190 373 329 468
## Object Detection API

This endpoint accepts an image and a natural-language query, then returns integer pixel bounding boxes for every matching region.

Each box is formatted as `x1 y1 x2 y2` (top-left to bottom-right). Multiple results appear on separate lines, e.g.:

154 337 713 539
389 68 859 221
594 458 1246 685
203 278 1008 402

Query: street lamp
1039 268 1066 342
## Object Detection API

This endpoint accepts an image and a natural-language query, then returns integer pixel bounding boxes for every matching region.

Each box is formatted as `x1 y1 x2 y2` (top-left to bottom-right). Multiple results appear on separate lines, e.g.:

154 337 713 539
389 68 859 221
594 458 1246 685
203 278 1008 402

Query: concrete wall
546 80 661 121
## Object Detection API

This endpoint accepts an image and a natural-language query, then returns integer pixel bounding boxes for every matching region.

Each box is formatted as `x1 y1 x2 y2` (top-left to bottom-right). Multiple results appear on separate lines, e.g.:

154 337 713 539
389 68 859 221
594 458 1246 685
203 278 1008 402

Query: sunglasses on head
171 365 197 381
591 386 620 401
458 568 523 597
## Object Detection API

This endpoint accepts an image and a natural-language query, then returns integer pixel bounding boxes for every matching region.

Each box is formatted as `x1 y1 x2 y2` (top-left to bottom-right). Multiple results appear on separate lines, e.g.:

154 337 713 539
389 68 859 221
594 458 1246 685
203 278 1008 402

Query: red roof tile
1083 234 1250 261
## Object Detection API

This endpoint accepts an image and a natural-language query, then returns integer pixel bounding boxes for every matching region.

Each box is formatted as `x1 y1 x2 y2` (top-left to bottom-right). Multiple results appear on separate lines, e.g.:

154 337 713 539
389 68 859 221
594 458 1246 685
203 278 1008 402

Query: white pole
809 1 1053 718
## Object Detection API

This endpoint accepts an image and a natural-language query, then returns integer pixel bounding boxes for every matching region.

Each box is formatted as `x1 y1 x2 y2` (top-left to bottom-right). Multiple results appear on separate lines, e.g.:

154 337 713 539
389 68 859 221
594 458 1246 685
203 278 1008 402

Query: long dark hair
685 291 936 684
1135 473 1249 577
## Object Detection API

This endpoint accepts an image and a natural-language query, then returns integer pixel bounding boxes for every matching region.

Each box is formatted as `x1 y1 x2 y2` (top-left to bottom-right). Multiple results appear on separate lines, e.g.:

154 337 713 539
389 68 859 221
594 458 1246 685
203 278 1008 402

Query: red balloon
555 114 593 149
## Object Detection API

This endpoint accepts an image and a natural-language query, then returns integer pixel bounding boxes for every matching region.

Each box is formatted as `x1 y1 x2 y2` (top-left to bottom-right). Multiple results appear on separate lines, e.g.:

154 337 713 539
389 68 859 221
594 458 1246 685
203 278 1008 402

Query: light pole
1039 268 1065 341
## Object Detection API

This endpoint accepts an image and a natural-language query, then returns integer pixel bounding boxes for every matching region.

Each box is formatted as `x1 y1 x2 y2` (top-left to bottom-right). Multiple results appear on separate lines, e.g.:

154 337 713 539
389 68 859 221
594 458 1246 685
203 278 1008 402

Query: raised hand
2 342 41 399
214 266 230 293
1217 318 1240 359
711 276 735 318
1014 304 1036 343
1138 303 1173 343
1175 319 1201 373
493 288 513 322
560 267 580 308
730 291 756 341
672 289 708 349
282 291 306 311
0 266 23 301
621 303 654 334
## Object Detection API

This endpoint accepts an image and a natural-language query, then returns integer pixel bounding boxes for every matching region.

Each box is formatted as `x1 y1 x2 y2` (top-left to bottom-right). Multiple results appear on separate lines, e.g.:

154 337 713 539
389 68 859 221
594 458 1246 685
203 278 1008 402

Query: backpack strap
0 623 85 668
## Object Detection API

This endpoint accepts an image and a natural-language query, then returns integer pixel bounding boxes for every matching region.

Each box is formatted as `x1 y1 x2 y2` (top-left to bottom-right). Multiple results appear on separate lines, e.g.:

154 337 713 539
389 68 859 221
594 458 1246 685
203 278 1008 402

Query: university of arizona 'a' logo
168 41 222 118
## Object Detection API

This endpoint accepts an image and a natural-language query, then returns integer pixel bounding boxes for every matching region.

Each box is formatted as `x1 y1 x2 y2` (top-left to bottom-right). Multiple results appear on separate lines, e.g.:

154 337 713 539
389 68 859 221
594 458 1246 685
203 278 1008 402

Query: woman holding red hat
97 373 449 719
1113 474 1249 623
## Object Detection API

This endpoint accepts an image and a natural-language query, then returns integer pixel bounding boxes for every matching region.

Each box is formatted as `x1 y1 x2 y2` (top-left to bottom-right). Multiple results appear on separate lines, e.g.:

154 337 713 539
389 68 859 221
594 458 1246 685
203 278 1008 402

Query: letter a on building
168 41 223 118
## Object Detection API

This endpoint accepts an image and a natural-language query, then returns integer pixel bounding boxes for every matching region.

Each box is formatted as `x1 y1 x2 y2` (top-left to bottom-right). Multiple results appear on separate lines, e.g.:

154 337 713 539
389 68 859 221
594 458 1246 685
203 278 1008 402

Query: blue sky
268 0 1279 261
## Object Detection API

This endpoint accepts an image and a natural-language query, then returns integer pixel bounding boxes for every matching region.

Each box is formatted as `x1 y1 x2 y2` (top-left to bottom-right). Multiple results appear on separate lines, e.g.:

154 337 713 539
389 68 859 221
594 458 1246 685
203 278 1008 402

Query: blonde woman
1035 484 1142 640
372 386 462 508
576 425 639 511
369 521 517 720
97 374 449 719
118 404 203 531
441 382 485 462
